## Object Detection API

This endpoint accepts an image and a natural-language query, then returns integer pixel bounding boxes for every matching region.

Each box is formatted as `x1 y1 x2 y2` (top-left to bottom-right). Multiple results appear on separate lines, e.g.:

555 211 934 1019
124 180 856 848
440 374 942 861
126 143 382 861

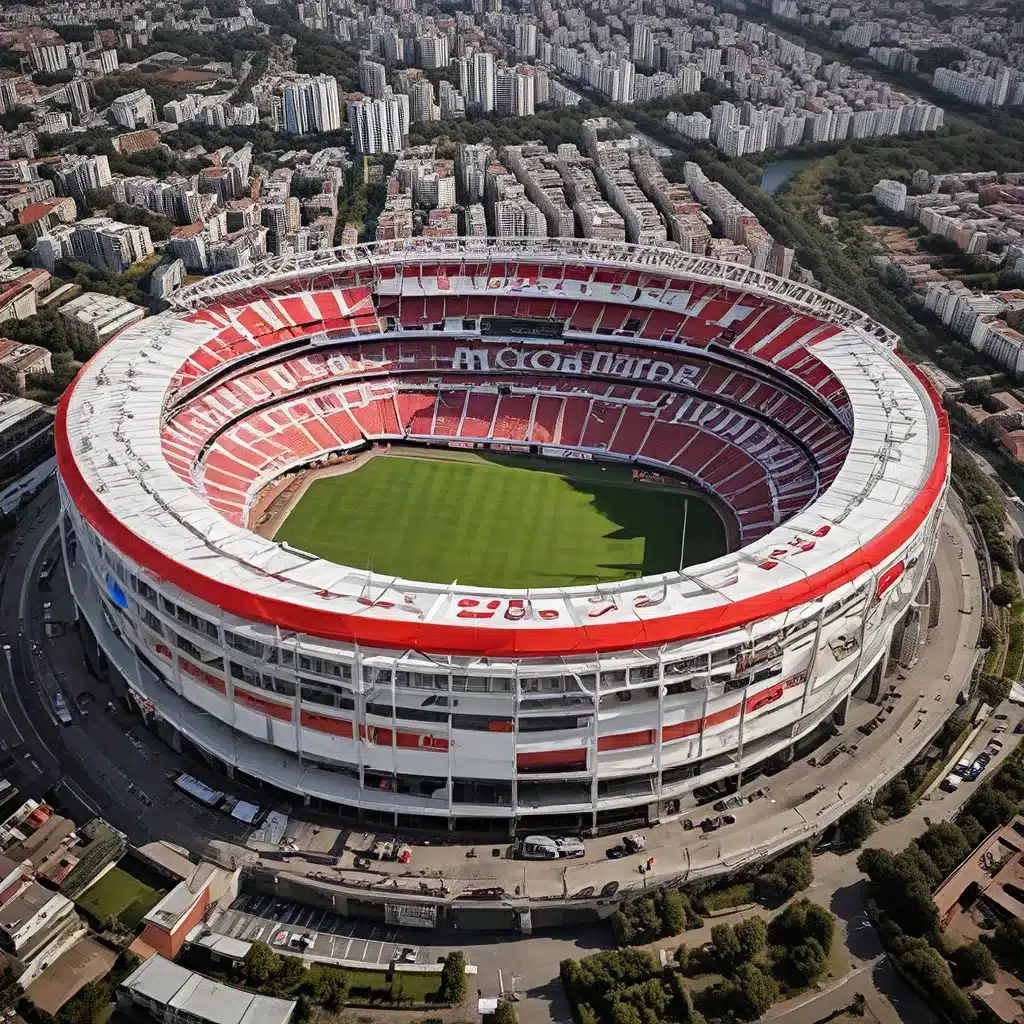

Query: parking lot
214 892 439 967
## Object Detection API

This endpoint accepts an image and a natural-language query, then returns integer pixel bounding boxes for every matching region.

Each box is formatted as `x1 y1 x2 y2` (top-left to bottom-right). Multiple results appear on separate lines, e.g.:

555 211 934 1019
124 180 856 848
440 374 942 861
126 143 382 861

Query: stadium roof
56 239 948 658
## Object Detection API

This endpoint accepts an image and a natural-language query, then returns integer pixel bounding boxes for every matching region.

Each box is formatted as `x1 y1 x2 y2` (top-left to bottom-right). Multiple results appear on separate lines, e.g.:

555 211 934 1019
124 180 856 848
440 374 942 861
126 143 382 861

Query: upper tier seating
163 278 855 537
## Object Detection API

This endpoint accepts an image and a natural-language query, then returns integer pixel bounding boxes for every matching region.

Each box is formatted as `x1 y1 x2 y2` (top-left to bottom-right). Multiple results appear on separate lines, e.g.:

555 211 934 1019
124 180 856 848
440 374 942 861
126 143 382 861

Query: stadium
55 237 950 836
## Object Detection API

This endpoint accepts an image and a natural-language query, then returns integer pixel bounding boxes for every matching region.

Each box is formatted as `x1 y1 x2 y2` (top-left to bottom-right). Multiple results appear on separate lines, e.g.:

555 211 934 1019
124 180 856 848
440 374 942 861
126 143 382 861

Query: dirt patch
25 937 116 1014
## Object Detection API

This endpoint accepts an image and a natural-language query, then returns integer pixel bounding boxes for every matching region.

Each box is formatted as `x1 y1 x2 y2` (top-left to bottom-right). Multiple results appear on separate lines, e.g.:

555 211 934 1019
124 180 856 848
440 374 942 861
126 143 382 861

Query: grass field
307 964 442 1005
275 451 727 588
76 866 165 930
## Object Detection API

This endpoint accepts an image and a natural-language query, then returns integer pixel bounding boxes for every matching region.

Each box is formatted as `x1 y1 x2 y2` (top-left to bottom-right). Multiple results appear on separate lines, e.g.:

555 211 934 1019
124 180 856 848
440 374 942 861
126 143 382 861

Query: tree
979 674 1012 706
964 783 1018 831
666 972 704 1024
610 910 634 946
992 918 1024 975
492 1001 518 1024
733 963 779 1019
837 803 875 847
768 900 835 955
961 379 991 404
0 965 20 1012
957 813 987 849
735 916 768 963
440 951 467 1005
756 846 814 905
264 955 305 997
784 938 828 985
675 943 689 971
881 778 913 817
243 942 280 985
952 941 997 985
990 582 1014 607
708 923 743 973
0 364 18 397
857 849 940 937
292 994 312 1024
916 821 971 876
655 888 690 936
896 937 977 1024
314 967 349 1012
979 620 1002 648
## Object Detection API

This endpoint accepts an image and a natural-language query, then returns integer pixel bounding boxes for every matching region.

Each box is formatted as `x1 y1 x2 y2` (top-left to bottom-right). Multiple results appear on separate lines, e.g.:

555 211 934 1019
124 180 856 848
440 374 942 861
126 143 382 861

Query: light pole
677 498 689 573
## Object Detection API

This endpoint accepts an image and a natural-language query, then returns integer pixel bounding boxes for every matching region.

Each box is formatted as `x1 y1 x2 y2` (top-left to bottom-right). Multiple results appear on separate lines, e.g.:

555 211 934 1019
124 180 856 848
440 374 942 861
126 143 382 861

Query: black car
606 844 628 859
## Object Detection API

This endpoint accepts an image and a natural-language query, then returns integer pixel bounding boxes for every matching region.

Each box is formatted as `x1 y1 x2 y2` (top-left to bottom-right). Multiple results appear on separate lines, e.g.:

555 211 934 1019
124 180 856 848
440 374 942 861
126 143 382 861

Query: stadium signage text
451 347 702 386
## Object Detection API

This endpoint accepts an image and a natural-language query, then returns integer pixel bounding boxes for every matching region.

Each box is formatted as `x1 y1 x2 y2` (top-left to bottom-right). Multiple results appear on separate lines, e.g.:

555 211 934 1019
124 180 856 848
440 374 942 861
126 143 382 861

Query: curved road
0 483 251 846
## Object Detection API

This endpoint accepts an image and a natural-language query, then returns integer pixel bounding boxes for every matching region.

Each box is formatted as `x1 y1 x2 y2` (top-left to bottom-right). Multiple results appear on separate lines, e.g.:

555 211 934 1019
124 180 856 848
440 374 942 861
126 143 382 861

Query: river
760 157 815 195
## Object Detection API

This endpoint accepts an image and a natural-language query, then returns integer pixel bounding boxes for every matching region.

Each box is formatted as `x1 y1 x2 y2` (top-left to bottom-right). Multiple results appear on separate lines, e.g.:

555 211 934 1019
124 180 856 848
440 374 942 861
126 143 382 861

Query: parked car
713 795 744 812
940 774 962 793
606 844 628 859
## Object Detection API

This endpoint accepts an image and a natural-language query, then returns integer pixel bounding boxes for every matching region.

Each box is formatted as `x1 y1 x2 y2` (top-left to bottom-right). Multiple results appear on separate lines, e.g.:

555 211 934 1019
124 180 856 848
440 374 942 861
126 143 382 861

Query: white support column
735 684 748 786
799 607 826 723
390 661 398 828
697 684 709 759
353 642 365 792
446 664 454 825
590 663 601 825
655 656 665 809
511 664 520 825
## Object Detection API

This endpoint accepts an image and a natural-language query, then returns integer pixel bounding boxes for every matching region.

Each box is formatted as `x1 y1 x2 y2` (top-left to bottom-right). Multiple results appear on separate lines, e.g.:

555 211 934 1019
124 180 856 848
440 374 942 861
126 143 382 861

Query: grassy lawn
76 867 164 930
275 451 726 588
307 965 441 1005
824 920 850 981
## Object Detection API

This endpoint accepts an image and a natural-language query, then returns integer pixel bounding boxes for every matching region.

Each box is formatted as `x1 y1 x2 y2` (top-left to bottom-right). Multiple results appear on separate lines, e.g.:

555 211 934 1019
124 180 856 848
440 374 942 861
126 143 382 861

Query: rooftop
17 200 69 226
120 956 295 1024
142 862 220 932
0 396 46 433
0 339 49 371
59 292 146 328
934 815 1024 926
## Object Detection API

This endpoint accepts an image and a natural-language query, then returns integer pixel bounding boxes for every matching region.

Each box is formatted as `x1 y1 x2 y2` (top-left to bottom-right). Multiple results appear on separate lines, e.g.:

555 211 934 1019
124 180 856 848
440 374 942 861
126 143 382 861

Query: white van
518 835 559 859
554 837 585 859
54 693 72 726
940 773 962 793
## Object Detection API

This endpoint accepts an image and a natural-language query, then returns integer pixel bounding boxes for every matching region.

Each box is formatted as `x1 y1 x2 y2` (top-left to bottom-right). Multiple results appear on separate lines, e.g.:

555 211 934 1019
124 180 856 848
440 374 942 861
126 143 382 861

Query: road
0 485 252 847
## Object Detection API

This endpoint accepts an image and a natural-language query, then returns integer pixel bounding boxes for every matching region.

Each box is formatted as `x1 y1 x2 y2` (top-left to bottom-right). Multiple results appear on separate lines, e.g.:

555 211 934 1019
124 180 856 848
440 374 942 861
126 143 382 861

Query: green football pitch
275 451 728 589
